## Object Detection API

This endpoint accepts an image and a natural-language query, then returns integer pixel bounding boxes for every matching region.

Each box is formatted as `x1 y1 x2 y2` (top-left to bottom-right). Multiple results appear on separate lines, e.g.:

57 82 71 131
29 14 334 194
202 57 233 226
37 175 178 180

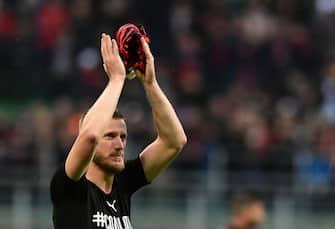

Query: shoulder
124 157 145 172
50 164 88 203
118 157 148 182
115 157 149 195
51 163 84 187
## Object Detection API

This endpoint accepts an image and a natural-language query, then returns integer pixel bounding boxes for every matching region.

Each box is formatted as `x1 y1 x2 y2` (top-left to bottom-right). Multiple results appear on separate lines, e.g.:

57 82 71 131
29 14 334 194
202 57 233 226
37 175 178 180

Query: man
50 33 187 228
219 192 266 229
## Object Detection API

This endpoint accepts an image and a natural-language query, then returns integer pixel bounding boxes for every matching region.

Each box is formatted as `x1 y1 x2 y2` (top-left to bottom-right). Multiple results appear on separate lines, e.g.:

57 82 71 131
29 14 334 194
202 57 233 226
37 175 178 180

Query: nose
113 136 125 149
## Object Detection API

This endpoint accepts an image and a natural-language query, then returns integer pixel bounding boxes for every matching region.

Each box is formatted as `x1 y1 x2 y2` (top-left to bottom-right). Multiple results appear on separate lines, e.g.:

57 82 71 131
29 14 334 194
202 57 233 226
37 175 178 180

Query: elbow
172 132 188 153
158 131 187 154
179 132 188 149
78 127 98 144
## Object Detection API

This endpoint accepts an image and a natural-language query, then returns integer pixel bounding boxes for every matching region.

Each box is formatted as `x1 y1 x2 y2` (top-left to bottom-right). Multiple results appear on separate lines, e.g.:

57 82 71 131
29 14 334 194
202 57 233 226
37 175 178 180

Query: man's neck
85 163 115 194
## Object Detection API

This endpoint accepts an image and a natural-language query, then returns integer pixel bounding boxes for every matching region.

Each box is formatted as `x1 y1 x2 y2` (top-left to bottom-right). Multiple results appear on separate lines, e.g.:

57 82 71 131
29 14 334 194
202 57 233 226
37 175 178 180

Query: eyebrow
104 130 128 136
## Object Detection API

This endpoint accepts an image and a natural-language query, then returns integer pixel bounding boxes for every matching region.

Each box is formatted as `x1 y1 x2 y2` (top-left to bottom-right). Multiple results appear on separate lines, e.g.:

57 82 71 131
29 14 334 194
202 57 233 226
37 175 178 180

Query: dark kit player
50 30 187 228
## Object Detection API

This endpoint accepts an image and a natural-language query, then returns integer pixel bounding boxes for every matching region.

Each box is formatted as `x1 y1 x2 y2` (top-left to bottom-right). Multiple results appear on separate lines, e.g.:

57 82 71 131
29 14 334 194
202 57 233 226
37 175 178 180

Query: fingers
101 33 107 60
140 37 153 62
111 39 119 55
101 33 121 62
105 34 113 57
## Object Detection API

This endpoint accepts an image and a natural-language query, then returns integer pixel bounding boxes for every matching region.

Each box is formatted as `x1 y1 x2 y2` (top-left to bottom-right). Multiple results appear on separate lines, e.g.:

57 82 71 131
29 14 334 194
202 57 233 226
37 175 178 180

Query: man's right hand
100 33 126 81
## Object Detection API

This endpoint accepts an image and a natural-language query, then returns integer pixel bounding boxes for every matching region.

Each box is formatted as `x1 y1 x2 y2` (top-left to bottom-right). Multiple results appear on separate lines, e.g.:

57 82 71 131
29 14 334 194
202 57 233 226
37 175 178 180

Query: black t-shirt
50 157 149 229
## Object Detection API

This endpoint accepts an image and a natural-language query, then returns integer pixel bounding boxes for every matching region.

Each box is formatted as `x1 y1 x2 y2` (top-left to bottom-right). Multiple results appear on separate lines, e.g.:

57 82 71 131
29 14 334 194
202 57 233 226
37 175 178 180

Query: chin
101 165 125 175
110 164 125 174
94 158 125 174
108 160 126 173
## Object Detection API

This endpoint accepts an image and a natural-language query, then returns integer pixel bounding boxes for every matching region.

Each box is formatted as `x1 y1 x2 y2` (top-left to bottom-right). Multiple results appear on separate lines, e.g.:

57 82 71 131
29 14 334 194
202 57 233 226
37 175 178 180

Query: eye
104 133 116 139
120 134 127 141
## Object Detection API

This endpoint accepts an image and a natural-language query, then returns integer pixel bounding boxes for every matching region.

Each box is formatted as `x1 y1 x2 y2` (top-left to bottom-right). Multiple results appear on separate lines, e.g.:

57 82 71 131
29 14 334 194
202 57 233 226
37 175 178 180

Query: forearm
65 78 125 180
65 34 127 180
81 78 125 137
143 81 186 148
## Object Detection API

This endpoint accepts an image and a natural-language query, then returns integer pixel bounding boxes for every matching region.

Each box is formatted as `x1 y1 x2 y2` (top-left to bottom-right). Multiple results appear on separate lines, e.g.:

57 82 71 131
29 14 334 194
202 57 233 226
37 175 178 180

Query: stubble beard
93 155 125 175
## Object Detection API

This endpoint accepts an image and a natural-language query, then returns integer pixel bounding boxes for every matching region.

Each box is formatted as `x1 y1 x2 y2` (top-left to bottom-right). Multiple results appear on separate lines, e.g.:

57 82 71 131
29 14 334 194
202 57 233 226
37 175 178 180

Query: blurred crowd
1 0 335 195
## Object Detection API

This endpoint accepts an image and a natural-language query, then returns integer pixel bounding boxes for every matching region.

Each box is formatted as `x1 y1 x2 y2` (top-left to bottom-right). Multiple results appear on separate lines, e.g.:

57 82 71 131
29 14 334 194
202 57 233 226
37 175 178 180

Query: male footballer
50 32 187 228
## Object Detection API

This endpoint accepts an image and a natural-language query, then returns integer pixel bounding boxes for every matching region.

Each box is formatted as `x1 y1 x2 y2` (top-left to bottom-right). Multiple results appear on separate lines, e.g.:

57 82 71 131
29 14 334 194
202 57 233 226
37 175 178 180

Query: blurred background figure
218 192 266 229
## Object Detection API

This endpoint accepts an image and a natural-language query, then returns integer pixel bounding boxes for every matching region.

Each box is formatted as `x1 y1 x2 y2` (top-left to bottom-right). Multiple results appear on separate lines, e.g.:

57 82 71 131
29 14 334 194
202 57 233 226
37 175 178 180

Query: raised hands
100 33 126 81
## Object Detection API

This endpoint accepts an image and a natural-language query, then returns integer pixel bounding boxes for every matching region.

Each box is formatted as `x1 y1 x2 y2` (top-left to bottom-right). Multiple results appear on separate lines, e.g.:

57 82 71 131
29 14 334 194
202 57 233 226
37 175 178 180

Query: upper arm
139 137 184 182
65 129 96 181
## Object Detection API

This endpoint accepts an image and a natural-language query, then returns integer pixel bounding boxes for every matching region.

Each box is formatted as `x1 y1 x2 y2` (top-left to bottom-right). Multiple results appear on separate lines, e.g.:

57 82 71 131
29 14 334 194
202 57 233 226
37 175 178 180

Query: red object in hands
116 23 150 78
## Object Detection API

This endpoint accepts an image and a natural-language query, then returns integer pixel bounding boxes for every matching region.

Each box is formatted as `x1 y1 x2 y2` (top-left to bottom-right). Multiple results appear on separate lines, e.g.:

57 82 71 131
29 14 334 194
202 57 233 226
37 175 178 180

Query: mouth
109 155 123 163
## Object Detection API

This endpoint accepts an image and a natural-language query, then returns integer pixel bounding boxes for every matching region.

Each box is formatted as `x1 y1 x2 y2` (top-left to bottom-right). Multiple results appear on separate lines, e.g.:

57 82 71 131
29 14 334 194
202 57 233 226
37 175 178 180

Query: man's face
93 118 127 174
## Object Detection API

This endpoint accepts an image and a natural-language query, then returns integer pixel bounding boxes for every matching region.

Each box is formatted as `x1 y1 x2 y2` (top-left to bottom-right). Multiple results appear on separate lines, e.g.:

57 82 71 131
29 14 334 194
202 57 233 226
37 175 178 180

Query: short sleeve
117 157 149 195
50 164 87 205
